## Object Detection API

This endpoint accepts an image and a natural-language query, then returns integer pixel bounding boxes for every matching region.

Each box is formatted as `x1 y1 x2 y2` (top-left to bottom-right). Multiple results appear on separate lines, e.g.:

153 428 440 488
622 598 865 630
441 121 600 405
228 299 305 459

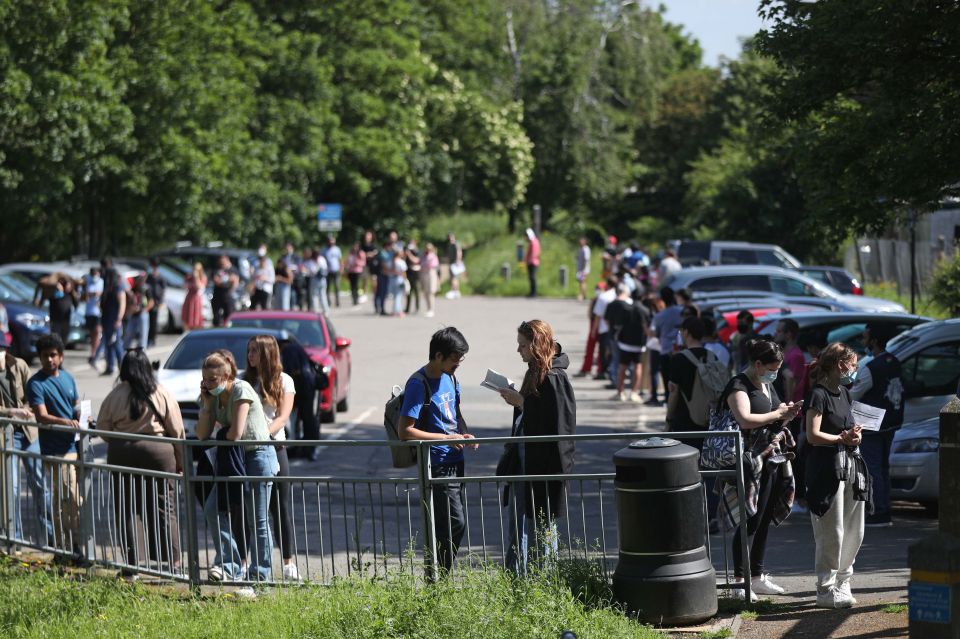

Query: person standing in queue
720 337 802 600
182 263 207 331
397 327 475 575
211 255 239 327
82 267 104 367
100 267 127 376
525 228 541 298
805 343 870 609
243 335 299 580
97 349 185 577
497 320 576 574
197 350 278 583
145 259 166 347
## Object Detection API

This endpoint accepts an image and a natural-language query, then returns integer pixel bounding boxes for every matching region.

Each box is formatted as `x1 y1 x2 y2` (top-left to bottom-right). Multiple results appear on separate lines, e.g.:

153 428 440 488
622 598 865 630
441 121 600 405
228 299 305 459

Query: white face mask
257 247 267 257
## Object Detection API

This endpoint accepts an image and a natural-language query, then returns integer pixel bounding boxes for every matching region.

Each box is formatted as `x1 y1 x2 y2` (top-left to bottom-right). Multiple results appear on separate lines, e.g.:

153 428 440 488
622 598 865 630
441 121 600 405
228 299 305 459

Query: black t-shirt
618 304 650 347
721 373 782 445
212 267 238 298
604 299 632 334
808 384 851 437
668 347 709 431
48 294 74 322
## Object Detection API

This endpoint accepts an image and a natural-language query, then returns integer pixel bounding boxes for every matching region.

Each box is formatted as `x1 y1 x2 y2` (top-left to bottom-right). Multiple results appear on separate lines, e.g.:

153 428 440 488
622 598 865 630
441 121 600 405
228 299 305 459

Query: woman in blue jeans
197 350 278 582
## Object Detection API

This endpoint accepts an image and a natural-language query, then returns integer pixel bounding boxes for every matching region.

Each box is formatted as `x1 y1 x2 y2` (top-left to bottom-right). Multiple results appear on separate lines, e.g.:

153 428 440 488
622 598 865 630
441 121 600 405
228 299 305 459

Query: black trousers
348 272 361 305
212 295 233 327
527 264 538 297
250 290 271 310
432 461 466 574
326 271 341 307
732 464 778 578
405 270 421 312
148 308 160 344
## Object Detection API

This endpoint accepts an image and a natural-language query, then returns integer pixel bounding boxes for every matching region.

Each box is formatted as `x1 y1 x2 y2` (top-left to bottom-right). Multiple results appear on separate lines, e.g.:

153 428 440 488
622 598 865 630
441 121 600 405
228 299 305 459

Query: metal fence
0 419 753 599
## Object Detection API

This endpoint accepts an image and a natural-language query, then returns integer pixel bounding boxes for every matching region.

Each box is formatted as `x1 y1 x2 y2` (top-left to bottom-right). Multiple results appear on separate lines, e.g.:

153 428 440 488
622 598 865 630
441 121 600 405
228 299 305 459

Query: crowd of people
573 239 905 609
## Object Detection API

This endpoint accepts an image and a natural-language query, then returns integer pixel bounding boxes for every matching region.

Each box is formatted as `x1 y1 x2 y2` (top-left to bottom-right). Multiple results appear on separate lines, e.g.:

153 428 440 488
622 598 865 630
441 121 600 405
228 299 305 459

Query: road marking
324 405 377 441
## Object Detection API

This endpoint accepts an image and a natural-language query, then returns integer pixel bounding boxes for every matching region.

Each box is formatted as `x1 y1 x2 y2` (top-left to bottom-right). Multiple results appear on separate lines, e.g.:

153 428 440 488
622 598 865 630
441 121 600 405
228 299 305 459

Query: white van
671 241 802 269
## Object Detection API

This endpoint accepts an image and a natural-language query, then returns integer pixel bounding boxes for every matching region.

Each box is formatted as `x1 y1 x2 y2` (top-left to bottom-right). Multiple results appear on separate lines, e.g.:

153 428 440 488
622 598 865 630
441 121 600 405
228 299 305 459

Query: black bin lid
613 437 701 488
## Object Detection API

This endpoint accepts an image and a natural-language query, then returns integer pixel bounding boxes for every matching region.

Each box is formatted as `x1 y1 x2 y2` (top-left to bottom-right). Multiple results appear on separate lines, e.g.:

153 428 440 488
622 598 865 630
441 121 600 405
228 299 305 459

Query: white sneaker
445 291 456 300
752 573 785 595
424 311 434 318
628 392 643 403
208 565 224 583
282 563 300 581
613 391 627 402
817 587 854 609
729 581 758 602
234 586 257 599
836 580 857 604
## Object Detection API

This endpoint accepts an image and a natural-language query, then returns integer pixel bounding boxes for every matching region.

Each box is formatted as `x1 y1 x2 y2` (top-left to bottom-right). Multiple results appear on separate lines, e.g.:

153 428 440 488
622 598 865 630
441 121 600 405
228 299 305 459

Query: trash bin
612 437 717 626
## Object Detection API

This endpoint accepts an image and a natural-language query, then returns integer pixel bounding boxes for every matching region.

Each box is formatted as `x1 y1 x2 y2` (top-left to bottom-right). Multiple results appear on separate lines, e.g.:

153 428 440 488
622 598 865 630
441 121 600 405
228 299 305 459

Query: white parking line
324 405 377 441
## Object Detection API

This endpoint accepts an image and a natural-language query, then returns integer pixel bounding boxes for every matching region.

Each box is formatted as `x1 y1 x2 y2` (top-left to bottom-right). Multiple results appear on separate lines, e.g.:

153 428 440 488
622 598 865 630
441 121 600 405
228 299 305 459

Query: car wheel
921 501 939 518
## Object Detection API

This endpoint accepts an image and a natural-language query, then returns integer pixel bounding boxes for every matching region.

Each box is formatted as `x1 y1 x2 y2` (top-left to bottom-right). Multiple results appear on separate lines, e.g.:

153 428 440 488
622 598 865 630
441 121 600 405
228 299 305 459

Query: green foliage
0 559 665 639
930 255 960 317
866 281 949 320
881 603 908 614
698 629 732 639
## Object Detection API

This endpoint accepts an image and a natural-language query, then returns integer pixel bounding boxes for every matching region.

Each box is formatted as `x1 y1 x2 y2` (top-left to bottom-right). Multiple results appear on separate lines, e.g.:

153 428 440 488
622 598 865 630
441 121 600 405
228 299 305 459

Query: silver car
665 265 906 313
881 319 960 424
890 416 940 514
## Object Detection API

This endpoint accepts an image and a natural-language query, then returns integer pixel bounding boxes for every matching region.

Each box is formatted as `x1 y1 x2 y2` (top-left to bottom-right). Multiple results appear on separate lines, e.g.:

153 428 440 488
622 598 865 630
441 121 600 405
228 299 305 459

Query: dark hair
103 266 121 292
676 288 692 304
35 334 64 355
681 316 705 341
149 257 160 268
660 286 676 306
798 330 827 351
747 336 783 365
681 303 700 319
119 350 159 421
778 318 800 338
429 327 469 361
865 322 896 347
702 315 718 337
810 342 857 385
736 310 755 322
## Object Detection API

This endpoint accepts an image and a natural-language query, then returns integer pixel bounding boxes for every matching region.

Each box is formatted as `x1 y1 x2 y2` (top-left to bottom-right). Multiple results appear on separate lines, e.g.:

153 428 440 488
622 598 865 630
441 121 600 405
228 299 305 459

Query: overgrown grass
0 558 665 639
698 629 732 639
866 280 951 319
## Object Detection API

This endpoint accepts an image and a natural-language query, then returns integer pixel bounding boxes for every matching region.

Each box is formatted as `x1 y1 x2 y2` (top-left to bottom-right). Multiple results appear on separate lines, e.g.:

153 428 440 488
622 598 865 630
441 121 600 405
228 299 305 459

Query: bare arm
268 392 295 436
227 400 249 441
806 410 861 447
398 415 465 447
32 403 79 428
727 390 798 430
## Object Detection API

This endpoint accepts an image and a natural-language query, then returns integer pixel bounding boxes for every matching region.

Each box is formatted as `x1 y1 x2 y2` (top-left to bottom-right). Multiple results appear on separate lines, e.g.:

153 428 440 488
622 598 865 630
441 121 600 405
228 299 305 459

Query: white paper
850 401 885 432
75 400 92 441
481 369 515 393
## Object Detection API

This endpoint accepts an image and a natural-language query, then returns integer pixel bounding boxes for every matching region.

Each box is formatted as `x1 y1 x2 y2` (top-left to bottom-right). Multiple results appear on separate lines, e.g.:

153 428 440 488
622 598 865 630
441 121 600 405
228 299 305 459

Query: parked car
755 311 931 358
670 240 802 269
890 416 939 515
667 266 906 313
711 303 828 343
227 310 351 423
113 257 213 332
0 275 49 361
880 319 960 424
158 327 326 436
798 266 864 295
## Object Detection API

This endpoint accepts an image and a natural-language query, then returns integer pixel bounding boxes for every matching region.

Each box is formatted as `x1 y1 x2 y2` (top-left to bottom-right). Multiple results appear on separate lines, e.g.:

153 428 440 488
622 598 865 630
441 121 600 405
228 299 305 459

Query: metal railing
0 419 752 599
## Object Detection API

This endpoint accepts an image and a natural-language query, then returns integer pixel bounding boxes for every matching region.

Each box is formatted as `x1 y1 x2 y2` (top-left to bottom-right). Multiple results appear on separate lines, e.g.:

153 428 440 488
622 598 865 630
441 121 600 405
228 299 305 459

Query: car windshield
0 274 34 302
165 333 257 370
229 317 326 348
155 264 186 288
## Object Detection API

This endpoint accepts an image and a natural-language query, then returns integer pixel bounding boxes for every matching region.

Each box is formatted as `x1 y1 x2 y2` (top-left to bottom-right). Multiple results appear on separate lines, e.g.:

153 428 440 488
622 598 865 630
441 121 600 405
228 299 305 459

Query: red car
228 311 351 422
716 305 824 344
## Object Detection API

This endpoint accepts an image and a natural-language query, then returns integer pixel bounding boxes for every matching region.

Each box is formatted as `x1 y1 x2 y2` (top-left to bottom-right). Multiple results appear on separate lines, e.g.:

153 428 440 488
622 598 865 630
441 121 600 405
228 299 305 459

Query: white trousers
810 479 865 593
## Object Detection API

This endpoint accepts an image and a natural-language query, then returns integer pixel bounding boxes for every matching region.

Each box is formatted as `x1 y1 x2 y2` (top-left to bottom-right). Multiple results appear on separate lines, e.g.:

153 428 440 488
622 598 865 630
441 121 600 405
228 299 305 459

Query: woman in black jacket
498 319 576 574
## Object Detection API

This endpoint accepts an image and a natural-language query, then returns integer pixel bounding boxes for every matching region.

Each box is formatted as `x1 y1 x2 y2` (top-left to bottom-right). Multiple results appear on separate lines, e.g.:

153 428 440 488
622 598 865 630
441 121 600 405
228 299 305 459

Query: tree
758 0 960 235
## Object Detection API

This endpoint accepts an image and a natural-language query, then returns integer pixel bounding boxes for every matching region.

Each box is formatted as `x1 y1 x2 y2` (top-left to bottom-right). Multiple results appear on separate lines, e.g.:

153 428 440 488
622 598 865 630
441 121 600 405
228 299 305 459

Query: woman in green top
198 350 279 582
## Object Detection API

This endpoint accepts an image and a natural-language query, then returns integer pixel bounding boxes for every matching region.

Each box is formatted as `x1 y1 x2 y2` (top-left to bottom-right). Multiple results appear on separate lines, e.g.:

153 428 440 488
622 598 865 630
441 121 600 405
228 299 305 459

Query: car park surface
228 311 351 422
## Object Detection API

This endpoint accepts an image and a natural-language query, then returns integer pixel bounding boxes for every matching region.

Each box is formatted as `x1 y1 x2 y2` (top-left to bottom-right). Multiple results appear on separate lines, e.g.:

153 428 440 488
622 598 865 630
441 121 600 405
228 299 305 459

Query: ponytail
809 342 857 386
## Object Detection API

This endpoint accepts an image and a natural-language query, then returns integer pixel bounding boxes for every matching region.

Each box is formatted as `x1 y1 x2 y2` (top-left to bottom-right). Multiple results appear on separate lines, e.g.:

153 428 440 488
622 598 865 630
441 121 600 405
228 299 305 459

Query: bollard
559 265 568 288
908 397 960 636
501 262 511 281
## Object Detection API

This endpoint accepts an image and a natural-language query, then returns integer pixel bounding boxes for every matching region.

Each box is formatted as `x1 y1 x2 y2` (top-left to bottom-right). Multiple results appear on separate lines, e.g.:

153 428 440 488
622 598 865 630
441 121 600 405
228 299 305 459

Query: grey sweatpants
810 479 865 593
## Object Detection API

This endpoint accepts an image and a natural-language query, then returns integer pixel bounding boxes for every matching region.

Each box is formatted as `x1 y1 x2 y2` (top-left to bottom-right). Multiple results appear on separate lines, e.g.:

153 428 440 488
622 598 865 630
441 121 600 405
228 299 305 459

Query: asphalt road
56 293 932 600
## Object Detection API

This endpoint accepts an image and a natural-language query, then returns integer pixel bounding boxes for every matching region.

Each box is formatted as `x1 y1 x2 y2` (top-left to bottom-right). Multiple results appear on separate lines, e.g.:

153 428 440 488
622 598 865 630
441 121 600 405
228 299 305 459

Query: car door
324 317 349 399
900 341 960 423
718 248 758 265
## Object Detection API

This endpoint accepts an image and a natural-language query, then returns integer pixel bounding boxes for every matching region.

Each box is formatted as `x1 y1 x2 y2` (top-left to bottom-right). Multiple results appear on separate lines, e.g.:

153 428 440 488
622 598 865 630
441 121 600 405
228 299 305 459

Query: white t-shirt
593 288 617 334
83 275 104 317
257 372 296 441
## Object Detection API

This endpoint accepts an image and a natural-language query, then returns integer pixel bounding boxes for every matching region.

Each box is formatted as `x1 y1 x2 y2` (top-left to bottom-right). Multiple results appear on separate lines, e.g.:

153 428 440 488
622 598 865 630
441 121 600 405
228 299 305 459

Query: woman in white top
244 335 298 580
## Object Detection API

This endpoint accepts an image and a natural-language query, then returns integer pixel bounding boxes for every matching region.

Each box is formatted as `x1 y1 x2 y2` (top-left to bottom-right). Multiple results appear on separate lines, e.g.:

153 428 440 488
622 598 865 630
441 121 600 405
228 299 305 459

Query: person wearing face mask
720 337 803 600
849 324 903 528
82 267 104 366
804 343 869 609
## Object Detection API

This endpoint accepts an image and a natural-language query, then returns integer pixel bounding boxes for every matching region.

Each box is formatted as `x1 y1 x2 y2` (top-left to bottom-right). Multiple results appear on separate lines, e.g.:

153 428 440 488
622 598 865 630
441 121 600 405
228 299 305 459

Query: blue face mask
208 384 226 397
840 369 857 385
759 370 778 384
53 290 65 299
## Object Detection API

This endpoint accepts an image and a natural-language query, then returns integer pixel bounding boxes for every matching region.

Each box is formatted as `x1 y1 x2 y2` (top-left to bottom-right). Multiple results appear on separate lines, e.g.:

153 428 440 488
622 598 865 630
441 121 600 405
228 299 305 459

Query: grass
880 603 908 614
865 280 951 319
0 557 665 639
699 629 732 639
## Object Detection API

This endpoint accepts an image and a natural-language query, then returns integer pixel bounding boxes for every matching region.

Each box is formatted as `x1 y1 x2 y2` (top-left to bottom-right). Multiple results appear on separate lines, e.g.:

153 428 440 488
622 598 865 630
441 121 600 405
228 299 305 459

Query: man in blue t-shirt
398 326 475 574
27 334 83 552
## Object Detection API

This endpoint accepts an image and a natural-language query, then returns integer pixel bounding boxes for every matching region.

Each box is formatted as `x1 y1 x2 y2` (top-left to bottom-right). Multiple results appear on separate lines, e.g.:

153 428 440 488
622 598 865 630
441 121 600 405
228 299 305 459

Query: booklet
850 401 885 431
481 369 516 393
75 400 93 441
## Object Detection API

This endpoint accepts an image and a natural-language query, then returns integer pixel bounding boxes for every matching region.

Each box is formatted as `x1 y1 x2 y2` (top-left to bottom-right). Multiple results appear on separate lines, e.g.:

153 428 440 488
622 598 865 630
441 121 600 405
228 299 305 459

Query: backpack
383 371 462 469
678 349 731 427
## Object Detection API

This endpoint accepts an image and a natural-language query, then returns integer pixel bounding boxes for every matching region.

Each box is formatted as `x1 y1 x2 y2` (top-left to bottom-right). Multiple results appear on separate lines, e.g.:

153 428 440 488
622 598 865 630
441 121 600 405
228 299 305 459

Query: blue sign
317 203 342 231
909 582 951 624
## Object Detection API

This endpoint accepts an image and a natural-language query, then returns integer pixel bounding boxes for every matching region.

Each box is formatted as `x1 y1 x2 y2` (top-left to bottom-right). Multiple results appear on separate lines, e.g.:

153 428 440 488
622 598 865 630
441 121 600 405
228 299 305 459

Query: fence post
3 422 14 549
416 441 437 583
75 435 96 568
733 433 751 604
181 443 201 591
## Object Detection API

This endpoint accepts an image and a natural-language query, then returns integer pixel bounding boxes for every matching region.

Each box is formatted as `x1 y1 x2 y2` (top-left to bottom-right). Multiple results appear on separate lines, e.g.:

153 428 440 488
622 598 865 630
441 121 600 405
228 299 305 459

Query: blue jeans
310 277 328 314
123 313 149 349
860 429 895 519
505 483 559 575
204 446 278 580
273 283 291 311
390 278 405 314
10 430 52 541
101 321 124 372
374 274 389 314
